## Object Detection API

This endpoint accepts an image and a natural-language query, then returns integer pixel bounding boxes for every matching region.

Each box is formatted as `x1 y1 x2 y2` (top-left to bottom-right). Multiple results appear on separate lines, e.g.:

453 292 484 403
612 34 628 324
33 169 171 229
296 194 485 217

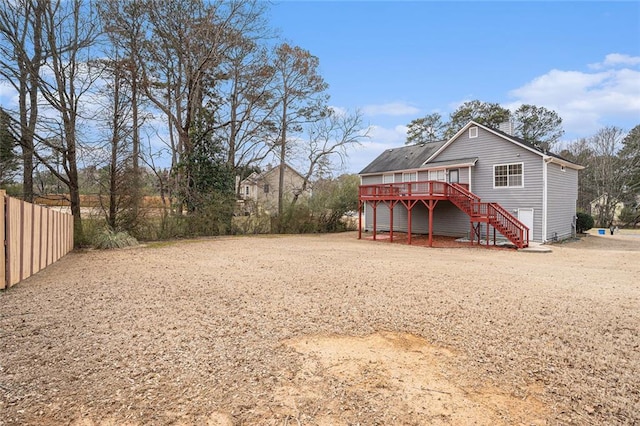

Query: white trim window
383 174 394 184
469 126 478 138
402 172 417 182
428 170 446 181
494 163 524 188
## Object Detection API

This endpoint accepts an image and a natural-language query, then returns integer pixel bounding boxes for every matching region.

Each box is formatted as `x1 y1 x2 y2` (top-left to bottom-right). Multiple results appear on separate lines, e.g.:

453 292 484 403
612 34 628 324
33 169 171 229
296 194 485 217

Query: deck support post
384 200 397 243
407 203 412 245
470 221 474 246
426 199 438 247
358 200 363 240
372 201 377 240
400 199 418 245
486 223 490 247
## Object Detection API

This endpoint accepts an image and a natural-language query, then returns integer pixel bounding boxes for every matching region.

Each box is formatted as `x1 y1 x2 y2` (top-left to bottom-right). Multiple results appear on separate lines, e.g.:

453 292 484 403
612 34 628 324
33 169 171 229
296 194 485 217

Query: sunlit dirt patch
270 332 548 425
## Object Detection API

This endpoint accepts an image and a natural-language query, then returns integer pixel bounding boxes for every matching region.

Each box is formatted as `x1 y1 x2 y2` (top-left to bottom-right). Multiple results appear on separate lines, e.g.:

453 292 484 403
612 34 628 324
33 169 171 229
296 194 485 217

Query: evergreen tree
0 109 19 186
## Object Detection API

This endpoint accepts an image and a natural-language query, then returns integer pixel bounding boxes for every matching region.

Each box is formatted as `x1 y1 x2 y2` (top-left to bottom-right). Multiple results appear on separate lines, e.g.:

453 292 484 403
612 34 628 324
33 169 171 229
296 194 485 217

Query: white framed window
448 169 459 184
494 163 523 188
383 174 394 184
428 170 445 181
469 126 478 138
403 172 417 182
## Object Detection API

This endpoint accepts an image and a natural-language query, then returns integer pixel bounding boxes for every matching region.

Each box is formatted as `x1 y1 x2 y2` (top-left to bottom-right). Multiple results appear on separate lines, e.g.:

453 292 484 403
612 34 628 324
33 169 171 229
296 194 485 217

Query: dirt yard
1 231 638 425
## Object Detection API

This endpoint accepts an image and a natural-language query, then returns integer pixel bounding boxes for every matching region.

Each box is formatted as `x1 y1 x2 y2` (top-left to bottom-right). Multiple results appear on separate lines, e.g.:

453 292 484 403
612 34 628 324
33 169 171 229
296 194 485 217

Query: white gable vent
469 126 478 138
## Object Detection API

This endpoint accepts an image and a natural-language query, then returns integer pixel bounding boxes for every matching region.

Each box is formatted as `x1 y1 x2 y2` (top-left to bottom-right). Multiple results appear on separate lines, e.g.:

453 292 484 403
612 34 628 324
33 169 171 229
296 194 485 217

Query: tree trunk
130 61 140 219
278 98 287 220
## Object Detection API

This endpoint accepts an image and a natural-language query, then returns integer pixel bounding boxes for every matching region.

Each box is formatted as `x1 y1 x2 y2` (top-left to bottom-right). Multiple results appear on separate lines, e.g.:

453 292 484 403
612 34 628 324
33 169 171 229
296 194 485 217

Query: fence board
1 191 5 290
7 197 22 287
40 207 49 269
32 204 42 276
2 193 74 289
22 201 33 280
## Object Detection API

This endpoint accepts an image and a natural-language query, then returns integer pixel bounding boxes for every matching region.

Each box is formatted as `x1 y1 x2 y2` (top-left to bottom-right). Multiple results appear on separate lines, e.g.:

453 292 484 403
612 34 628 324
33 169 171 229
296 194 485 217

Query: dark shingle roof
358 140 447 174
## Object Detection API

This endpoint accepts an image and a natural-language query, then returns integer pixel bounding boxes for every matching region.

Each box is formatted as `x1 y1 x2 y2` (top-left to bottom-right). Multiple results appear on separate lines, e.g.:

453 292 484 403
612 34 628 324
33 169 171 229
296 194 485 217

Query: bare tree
272 43 328 217
291 108 369 208
138 0 263 211
561 138 595 212
0 0 46 202
90 53 136 231
586 126 627 226
35 0 101 245
216 39 279 191
99 0 148 220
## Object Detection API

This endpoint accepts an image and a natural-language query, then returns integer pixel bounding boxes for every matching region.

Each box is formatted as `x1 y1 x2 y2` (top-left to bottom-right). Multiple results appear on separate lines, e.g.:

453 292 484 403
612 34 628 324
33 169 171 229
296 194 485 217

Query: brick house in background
237 164 307 215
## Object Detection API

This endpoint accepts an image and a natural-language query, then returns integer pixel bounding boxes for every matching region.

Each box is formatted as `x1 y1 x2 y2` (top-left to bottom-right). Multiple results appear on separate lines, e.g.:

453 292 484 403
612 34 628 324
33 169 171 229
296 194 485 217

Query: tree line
406 100 640 228
0 0 368 246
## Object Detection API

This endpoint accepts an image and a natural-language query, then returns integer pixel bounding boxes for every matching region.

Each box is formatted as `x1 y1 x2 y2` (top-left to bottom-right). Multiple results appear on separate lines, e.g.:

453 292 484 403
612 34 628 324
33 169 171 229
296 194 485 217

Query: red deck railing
359 180 529 248
359 181 455 198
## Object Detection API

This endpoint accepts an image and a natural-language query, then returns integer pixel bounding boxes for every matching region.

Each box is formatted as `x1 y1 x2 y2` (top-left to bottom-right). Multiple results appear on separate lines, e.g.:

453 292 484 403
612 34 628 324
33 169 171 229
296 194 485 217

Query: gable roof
359 140 447 175
427 121 584 170
242 163 305 184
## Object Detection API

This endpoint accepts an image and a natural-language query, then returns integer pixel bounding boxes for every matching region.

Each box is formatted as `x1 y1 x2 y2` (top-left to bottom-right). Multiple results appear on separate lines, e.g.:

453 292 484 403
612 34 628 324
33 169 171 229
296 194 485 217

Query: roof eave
544 156 585 170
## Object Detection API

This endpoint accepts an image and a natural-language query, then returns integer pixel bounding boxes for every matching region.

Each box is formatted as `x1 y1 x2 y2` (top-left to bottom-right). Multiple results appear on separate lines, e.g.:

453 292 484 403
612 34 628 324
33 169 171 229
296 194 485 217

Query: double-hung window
428 170 445 181
403 172 417 182
494 163 523 188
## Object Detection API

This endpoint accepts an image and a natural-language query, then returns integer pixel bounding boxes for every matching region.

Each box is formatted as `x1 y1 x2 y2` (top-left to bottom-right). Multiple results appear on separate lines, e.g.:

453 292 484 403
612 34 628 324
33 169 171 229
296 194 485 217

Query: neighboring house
238 163 307 214
358 121 584 246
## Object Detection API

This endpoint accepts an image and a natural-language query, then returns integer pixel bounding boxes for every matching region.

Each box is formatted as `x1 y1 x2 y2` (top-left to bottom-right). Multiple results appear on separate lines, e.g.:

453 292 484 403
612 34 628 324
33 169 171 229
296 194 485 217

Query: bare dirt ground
1 231 638 425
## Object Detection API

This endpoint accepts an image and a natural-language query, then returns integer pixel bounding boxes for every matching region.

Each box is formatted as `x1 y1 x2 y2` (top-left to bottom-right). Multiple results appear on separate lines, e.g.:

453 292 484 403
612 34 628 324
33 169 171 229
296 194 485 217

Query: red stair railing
359 181 529 248
486 203 529 248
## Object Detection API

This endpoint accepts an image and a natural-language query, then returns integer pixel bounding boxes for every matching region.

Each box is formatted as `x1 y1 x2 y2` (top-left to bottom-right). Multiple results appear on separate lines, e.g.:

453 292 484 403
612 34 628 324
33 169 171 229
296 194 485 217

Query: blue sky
0 2 638 176
268 1 640 174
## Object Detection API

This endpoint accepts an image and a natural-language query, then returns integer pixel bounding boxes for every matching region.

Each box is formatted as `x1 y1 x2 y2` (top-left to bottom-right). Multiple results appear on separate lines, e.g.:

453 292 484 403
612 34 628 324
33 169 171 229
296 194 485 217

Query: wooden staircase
447 184 529 248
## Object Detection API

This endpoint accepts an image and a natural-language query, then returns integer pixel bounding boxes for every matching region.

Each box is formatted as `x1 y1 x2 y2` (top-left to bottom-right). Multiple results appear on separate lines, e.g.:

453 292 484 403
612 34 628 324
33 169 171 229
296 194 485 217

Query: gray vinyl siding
362 175 383 185
433 127 545 242
431 201 469 236
364 200 469 236
546 163 578 241
365 203 408 232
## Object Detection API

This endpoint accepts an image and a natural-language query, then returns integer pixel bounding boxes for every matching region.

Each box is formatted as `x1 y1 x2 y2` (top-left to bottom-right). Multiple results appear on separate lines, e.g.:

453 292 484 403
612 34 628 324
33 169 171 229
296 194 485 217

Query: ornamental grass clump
94 229 138 249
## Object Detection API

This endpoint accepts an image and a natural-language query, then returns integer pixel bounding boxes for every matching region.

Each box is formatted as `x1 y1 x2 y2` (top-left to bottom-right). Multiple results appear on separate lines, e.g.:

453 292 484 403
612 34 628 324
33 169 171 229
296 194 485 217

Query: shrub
94 229 138 249
576 212 594 233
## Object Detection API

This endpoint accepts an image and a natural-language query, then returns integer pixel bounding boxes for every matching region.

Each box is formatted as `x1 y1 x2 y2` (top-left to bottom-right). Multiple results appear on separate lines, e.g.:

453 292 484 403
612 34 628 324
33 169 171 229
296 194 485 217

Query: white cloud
589 53 640 70
345 124 407 173
509 62 640 137
361 102 420 117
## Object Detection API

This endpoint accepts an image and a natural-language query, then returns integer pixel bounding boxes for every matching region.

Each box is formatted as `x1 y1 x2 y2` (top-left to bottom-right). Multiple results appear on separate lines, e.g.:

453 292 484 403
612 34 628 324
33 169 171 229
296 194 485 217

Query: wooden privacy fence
1 190 74 289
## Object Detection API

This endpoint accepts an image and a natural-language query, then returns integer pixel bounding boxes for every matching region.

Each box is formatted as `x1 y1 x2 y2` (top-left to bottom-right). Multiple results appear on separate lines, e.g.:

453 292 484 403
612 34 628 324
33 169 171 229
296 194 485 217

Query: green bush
576 212 594 233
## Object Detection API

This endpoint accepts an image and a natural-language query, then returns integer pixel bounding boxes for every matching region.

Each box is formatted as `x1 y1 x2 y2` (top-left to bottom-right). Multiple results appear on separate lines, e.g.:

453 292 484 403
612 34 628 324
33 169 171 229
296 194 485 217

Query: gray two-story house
358 121 583 246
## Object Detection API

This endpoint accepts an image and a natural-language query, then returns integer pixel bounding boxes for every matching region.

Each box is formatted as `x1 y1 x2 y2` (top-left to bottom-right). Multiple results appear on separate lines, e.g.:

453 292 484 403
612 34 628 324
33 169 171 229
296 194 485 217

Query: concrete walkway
518 242 552 253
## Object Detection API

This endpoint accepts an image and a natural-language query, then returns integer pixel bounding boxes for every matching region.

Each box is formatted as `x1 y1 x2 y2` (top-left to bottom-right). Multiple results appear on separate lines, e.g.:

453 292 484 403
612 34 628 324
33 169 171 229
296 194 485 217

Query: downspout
542 156 549 243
